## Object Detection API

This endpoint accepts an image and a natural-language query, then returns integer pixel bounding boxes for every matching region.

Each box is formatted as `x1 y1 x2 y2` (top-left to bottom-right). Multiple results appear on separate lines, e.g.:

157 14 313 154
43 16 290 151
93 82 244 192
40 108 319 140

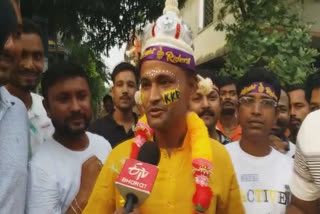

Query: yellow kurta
83 130 244 214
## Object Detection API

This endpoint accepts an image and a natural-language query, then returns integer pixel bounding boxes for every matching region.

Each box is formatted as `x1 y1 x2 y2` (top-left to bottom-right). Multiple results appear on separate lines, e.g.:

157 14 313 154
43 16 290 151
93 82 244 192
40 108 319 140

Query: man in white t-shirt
6 18 53 156
286 110 320 214
26 62 112 214
226 67 293 214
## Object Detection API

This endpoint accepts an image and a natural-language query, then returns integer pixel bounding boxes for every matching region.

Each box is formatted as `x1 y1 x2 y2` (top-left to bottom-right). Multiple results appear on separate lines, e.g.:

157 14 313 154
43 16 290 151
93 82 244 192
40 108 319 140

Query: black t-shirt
89 113 137 148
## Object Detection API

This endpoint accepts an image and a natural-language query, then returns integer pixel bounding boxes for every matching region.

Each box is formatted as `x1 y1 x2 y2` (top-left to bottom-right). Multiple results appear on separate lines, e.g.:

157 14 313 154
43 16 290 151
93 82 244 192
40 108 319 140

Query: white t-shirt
226 142 293 214
26 132 112 214
290 110 320 201
28 93 54 156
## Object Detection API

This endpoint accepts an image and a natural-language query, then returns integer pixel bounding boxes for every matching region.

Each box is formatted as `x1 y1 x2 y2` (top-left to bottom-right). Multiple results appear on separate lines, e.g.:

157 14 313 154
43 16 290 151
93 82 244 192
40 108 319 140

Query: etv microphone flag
115 158 159 206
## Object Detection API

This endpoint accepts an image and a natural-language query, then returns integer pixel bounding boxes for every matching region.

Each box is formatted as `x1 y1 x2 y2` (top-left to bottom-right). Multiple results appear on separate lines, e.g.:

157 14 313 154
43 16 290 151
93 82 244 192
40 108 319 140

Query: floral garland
130 112 214 213
197 74 218 96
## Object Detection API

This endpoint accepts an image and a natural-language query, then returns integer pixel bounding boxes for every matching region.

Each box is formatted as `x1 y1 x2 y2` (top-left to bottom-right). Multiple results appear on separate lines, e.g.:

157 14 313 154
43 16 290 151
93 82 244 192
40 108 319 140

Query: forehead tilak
143 69 177 78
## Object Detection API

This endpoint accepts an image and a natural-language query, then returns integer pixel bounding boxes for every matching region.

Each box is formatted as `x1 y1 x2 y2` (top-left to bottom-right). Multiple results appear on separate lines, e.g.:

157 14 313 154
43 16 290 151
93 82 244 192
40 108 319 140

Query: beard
221 108 235 115
10 70 41 91
272 119 288 138
52 113 91 137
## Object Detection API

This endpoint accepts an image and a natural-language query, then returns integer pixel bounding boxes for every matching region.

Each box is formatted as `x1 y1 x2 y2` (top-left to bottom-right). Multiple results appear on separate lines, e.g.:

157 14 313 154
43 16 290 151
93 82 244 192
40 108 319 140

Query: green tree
216 0 318 86
28 0 187 55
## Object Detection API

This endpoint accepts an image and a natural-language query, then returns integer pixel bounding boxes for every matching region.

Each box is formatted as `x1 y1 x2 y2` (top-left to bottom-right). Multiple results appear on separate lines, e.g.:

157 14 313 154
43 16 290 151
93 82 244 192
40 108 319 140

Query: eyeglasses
239 96 277 109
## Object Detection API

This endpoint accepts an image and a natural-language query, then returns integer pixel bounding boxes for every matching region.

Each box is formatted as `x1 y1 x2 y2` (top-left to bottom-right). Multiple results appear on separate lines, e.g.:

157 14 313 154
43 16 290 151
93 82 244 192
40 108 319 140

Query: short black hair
42 61 89 99
0 0 16 52
197 69 218 85
286 83 309 102
22 18 43 38
237 67 281 101
306 69 320 102
111 62 138 85
216 75 237 90
103 94 112 103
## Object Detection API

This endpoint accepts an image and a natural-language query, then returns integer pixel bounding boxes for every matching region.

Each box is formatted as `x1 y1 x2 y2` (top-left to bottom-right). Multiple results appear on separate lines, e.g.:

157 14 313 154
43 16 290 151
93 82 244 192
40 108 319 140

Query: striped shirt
290 110 320 201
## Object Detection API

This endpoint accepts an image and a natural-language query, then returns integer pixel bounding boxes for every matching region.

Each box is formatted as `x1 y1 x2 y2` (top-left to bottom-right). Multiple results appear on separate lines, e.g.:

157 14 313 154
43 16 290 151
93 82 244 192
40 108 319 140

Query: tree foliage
216 0 319 86
31 0 187 55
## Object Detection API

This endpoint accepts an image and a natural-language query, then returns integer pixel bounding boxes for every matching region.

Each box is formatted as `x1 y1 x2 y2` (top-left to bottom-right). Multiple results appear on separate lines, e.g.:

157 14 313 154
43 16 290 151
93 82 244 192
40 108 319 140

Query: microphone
115 142 160 213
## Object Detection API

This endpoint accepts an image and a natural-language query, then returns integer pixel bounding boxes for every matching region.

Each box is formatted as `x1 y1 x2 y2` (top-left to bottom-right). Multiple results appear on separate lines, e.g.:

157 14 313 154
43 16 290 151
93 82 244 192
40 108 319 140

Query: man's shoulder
300 110 320 130
107 138 134 161
272 148 294 165
30 93 49 117
297 110 320 153
87 132 112 149
225 141 239 151
30 92 43 101
210 138 234 162
1 87 26 112
29 139 57 167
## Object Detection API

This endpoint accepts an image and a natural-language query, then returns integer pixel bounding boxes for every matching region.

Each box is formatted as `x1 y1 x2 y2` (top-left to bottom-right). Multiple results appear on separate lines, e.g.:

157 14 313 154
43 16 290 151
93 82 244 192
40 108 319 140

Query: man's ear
43 99 51 119
111 86 115 99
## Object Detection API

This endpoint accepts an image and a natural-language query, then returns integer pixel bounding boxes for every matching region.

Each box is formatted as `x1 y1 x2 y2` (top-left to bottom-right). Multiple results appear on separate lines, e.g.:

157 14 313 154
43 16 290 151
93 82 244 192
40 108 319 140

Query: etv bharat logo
128 163 149 180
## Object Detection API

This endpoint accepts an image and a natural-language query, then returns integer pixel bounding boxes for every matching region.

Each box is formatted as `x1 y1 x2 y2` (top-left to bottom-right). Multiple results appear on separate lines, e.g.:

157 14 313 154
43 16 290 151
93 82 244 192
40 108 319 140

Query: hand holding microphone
115 142 160 214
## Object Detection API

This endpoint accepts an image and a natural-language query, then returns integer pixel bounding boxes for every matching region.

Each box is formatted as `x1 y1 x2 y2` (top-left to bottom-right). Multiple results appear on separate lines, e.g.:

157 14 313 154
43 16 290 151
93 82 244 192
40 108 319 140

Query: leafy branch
216 0 319 86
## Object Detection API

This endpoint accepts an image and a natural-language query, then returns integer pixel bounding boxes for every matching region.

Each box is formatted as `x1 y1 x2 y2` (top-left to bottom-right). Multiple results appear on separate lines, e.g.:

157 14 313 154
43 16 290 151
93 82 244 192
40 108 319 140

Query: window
199 0 214 30
204 0 214 27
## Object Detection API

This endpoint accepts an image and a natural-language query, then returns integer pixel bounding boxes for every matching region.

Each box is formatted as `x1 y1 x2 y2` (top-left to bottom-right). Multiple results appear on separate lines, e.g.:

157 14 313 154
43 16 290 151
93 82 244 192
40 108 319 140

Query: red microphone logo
128 163 149 180
116 158 159 205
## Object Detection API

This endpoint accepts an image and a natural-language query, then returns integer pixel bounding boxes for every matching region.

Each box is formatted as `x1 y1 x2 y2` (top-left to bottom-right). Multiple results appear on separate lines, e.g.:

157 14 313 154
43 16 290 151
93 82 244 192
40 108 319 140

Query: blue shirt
0 87 29 214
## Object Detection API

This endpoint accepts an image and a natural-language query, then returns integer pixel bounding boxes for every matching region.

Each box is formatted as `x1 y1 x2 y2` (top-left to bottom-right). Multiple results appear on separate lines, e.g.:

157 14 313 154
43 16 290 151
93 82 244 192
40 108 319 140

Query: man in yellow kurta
83 0 244 213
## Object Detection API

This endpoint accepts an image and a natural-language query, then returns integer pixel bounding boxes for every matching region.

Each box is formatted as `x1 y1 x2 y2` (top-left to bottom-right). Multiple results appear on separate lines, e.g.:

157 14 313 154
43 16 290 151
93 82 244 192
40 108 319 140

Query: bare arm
286 195 319 214
65 156 103 214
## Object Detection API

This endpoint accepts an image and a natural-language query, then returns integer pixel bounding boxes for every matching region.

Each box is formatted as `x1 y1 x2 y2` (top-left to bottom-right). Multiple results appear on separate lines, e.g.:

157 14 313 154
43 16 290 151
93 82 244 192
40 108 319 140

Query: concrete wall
302 0 320 33
180 0 320 64
180 0 229 65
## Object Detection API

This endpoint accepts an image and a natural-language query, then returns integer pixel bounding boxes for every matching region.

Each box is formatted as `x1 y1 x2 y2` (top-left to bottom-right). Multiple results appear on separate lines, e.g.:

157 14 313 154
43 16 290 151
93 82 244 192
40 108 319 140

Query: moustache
199 109 215 118
276 119 288 128
65 112 88 122
248 117 264 124
120 95 131 100
20 69 41 75
290 117 301 124
222 101 234 106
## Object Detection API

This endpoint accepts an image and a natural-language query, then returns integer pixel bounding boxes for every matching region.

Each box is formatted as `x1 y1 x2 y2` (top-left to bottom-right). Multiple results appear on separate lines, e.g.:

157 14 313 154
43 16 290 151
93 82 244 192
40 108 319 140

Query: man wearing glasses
226 67 293 214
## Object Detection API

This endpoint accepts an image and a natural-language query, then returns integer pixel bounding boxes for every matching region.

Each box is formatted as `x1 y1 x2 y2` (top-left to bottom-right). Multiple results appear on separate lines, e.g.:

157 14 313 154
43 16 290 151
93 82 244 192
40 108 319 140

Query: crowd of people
1 0 320 213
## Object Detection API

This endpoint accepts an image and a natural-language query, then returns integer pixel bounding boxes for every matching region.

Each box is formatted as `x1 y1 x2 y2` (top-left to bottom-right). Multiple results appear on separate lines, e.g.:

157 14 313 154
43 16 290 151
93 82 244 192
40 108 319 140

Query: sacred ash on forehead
140 0 195 72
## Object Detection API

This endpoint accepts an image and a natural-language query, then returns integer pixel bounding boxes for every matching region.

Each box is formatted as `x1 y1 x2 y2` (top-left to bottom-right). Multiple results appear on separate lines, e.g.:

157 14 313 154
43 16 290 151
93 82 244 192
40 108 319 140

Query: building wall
180 0 229 65
302 0 320 33
180 0 320 65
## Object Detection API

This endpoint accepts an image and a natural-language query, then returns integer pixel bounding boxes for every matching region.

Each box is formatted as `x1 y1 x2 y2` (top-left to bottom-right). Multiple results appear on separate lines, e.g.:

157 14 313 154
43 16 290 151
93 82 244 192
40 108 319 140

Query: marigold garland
130 112 214 213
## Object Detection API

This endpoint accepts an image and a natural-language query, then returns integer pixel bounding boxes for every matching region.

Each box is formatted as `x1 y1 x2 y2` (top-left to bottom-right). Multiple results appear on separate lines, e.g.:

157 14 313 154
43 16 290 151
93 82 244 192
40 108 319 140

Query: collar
0 86 16 120
217 129 231 145
0 86 16 106
28 93 43 119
